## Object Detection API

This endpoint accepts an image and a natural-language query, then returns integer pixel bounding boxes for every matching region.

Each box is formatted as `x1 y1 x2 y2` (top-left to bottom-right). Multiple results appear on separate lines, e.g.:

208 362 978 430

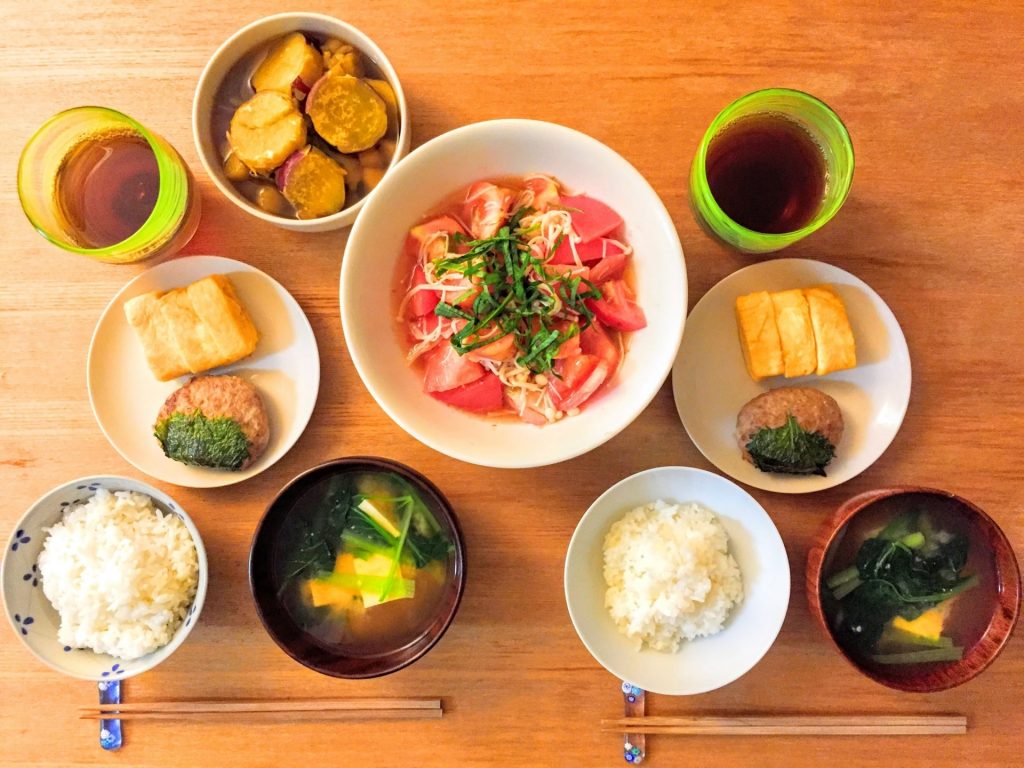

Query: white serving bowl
192 12 410 232
564 467 790 695
1 476 208 681
341 119 687 468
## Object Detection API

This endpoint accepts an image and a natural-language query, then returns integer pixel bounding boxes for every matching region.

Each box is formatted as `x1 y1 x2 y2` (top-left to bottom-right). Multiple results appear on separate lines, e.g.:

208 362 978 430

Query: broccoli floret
154 410 250 470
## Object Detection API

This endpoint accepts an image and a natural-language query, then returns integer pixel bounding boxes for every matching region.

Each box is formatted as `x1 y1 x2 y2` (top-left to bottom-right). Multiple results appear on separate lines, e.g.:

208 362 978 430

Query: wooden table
2 1 1022 765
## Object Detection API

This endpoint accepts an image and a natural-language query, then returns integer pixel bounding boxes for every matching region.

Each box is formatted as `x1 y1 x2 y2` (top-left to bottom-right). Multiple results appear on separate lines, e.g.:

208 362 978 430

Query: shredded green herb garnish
431 208 602 373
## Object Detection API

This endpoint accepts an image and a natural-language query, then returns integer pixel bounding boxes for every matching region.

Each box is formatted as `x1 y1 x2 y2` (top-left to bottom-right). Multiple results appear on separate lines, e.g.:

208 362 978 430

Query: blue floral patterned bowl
1 476 208 681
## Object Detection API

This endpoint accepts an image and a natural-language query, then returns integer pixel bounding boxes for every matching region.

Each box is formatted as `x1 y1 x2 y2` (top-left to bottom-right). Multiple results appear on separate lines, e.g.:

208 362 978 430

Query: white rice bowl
603 500 742 652
37 489 199 660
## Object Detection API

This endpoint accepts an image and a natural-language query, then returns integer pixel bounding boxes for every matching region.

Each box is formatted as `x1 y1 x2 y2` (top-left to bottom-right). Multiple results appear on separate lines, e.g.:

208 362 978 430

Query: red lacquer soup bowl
806 486 1020 692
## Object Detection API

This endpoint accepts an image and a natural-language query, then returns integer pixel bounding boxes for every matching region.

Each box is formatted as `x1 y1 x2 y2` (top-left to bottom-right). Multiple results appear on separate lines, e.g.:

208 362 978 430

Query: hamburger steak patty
157 375 270 469
736 386 844 464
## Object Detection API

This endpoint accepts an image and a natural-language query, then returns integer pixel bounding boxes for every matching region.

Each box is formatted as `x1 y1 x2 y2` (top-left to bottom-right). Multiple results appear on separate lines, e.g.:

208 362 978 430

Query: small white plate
564 466 790 696
88 255 320 488
673 258 911 494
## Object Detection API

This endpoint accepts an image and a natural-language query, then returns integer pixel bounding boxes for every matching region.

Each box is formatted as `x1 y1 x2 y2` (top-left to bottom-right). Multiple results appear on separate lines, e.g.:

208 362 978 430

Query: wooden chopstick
82 698 440 714
600 715 966 736
79 698 443 722
80 709 442 723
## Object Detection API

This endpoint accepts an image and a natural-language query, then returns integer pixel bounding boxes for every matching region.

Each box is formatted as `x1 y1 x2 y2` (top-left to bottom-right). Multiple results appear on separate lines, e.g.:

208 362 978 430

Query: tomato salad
397 175 646 424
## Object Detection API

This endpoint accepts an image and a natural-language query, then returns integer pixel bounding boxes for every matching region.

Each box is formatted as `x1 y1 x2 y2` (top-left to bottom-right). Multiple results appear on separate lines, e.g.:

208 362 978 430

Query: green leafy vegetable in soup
154 410 250 470
745 414 836 476
824 509 980 665
273 471 453 651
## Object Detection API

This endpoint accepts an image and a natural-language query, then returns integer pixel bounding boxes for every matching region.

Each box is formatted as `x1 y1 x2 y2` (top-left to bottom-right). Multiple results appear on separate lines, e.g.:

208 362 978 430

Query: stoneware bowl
341 118 687 467
249 457 466 678
806 486 1021 692
1 476 208 681
192 12 410 231
564 466 790 695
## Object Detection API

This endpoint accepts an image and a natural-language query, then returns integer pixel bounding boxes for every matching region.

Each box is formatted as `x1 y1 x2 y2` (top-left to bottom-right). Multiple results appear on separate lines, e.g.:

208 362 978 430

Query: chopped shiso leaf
430 208 602 374
154 409 250 470
745 414 836 476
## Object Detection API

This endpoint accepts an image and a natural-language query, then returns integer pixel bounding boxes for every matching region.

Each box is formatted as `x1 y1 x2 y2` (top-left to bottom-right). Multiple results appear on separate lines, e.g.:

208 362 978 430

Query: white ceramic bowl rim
563 466 790 695
1 476 209 681
341 118 687 468
191 11 410 229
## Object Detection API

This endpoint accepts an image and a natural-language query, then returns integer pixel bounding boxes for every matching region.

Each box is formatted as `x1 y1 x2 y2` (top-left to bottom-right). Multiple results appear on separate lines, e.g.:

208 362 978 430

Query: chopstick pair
80 697 443 723
602 714 967 736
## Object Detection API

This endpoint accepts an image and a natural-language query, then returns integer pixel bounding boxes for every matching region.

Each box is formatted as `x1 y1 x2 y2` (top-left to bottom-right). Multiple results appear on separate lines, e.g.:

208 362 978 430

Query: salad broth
272 470 453 656
823 494 998 672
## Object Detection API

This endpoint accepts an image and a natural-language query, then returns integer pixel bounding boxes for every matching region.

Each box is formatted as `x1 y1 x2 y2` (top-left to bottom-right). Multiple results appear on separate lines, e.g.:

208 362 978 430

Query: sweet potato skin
277 146 348 219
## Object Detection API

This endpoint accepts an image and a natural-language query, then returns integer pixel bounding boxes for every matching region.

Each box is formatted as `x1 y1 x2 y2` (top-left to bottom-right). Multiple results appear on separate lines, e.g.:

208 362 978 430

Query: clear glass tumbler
18 107 201 264
689 88 854 254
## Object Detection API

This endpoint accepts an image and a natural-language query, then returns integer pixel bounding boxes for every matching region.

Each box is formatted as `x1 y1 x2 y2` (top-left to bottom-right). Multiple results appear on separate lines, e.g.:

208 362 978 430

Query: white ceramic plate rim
563 466 790 695
340 118 687 468
672 258 911 494
87 255 320 488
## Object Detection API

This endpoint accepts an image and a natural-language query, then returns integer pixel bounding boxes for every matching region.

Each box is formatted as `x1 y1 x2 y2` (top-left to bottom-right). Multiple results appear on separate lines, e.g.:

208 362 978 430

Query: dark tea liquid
56 131 159 248
705 115 826 234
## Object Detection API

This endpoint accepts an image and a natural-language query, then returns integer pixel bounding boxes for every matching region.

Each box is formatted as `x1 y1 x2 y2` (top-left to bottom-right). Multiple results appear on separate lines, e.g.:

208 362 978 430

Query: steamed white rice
603 500 742 652
37 489 199 660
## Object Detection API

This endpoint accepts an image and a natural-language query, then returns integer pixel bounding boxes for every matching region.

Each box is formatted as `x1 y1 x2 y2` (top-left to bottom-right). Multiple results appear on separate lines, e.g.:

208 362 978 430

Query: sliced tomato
586 280 647 331
524 174 560 210
423 343 485 392
554 332 581 359
580 321 621 372
589 248 630 283
430 373 503 412
407 215 465 261
560 195 623 243
503 389 548 425
464 182 512 239
544 263 591 282
407 265 440 317
466 329 516 362
550 354 609 411
550 236 624 265
410 313 442 338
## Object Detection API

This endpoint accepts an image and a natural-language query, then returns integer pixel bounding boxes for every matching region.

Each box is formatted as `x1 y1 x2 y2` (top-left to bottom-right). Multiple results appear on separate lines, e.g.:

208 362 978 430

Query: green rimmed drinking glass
18 107 201 264
689 88 854 254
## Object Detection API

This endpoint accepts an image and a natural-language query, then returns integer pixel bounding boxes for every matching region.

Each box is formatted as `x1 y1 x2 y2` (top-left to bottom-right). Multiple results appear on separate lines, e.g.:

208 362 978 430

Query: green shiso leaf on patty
154 409 250 470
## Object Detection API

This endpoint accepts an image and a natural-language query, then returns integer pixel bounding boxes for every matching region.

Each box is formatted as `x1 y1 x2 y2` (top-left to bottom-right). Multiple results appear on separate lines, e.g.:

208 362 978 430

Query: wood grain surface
1 1 1022 766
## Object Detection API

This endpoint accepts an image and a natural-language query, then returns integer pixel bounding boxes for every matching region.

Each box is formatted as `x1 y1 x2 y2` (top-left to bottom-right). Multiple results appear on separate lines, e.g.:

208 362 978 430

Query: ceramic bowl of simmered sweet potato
193 13 410 231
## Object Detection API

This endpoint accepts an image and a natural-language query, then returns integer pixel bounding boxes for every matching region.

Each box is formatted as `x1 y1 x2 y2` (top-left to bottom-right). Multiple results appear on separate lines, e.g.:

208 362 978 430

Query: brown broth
210 31 398 218
705 114 826 234
823 494 999 672
55 130 159 248
392 176 635 421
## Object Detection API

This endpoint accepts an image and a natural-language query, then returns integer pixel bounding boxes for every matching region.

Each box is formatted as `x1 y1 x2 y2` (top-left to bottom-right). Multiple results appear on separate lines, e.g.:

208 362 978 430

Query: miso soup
821 493 998 674
272 470 453 656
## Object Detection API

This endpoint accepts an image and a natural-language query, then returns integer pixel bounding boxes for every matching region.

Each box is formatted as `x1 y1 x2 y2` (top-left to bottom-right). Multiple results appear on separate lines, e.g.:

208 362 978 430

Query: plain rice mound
37 489 199 660
603 500 742 652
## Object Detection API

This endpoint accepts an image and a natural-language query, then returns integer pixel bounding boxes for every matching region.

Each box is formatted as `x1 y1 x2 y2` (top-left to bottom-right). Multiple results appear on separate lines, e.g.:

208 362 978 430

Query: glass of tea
18 107 201 263
689 88 854 253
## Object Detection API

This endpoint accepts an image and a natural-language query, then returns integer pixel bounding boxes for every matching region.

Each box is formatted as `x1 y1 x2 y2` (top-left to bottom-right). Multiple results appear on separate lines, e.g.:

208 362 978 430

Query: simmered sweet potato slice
277 146 347 218
228 91 307 174
365 78 399 130
307 72 388 153
321 38 365 76
251 32 324 98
